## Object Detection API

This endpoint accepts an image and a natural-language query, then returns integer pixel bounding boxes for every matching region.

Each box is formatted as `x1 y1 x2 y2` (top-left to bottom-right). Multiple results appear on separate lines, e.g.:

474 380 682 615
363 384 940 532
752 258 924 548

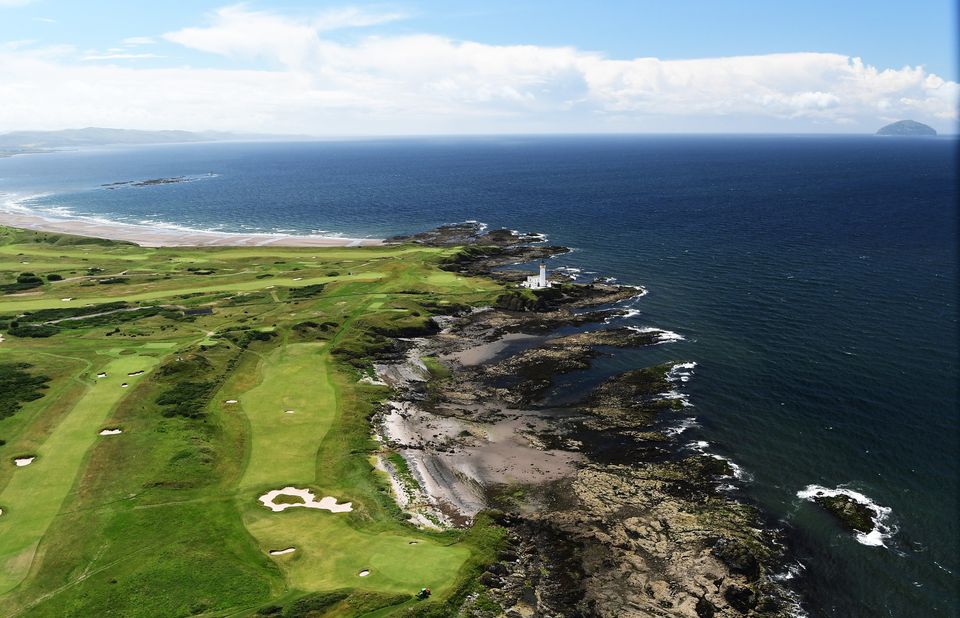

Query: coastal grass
0 227 505 617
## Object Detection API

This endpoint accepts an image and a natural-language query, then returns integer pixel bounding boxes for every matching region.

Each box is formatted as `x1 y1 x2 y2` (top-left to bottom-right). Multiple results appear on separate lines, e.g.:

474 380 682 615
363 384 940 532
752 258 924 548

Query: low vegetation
0 225 504 617
0 362 50 420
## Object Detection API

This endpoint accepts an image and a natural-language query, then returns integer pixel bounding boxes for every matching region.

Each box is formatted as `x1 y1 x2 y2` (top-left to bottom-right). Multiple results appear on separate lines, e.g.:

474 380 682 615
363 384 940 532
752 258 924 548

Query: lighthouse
521 262 552 289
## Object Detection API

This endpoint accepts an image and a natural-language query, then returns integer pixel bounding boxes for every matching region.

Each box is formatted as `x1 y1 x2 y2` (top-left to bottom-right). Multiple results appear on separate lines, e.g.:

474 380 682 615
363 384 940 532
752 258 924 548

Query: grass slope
0 225 504 617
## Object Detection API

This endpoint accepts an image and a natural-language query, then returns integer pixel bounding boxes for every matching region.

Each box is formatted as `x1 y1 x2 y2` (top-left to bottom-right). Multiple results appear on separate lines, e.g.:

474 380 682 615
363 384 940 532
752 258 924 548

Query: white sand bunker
285 410 296 414
99 428 123 436
96 372 107 378
224 399 238 404
127 370 145 377
121 383 129 388
61 297 72 301
358 570 370 577
269 547 296 556
14 457 35 467
258 487 353 513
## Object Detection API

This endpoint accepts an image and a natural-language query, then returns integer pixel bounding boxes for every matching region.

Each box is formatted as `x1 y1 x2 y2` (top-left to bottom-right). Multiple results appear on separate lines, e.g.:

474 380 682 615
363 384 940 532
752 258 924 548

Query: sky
0 0 957 135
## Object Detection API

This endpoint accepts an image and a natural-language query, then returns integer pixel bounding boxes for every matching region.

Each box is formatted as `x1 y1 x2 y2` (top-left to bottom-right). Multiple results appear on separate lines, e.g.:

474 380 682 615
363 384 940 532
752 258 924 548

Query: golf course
0 226 504 617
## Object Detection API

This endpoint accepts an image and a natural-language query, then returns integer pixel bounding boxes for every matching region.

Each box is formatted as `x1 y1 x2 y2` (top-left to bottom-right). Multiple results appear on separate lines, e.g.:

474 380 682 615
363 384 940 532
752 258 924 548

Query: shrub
46 273 63 281
156 381 216 418
0 362 50 419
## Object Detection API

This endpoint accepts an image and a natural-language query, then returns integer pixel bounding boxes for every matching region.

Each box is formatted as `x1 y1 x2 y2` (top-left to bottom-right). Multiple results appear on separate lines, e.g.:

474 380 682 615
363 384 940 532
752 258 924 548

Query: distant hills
0 127 306 155
876 120 937 136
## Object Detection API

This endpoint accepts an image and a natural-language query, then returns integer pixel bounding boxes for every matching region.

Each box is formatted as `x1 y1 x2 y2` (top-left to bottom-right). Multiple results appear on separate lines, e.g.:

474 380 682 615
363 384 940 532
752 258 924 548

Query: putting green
244 510 469 594
0 353 158 594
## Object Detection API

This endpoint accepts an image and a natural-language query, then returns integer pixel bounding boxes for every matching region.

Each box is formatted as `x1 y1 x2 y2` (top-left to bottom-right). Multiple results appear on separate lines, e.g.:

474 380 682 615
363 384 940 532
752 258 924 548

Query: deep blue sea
1 136 957 616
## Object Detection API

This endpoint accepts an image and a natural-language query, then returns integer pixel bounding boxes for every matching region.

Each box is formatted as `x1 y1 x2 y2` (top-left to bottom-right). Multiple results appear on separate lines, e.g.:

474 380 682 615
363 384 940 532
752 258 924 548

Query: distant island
876 120 937 136
0 127 306 157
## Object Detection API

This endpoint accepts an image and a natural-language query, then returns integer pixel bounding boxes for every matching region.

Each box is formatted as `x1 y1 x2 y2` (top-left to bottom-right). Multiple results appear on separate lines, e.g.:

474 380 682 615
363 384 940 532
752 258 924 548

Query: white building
521 262 552 289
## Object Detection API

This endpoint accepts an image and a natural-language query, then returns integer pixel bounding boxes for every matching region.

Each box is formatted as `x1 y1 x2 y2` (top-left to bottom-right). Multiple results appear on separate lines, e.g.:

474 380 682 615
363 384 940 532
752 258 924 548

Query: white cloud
81 53 164 61
122 36 156 46
0 5 955 134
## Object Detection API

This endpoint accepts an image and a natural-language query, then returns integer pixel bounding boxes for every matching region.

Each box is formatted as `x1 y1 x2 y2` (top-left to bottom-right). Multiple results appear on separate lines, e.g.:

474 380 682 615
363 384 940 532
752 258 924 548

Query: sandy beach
0 210 383 247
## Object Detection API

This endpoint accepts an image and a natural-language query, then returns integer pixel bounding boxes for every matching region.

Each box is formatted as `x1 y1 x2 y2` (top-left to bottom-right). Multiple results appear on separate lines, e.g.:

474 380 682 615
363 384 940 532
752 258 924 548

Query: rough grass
0 228 504 617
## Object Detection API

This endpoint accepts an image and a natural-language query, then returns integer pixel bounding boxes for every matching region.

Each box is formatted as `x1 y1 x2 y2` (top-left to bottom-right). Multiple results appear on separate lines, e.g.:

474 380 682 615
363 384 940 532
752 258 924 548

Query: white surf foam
686 440 753 482
796 484 895 547
664 417 699 436
627 326 685 344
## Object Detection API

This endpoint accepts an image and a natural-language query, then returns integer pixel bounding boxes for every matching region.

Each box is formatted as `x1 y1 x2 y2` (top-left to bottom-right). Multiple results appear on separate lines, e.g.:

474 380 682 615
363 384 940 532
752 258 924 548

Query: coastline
0 210 383 247
368 224 802 616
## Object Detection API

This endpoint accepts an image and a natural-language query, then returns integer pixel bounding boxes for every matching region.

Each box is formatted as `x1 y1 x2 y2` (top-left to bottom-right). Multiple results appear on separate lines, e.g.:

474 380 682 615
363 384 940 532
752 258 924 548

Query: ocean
1 135 957 616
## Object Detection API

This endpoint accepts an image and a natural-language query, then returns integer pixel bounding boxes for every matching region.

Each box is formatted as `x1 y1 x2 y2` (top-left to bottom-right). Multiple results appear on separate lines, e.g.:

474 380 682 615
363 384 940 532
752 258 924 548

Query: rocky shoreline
375 223 801 616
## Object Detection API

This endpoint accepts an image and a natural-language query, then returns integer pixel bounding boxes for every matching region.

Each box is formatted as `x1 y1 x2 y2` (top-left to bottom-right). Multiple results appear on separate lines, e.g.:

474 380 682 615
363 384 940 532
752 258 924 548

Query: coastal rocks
484 462 792 617
364 225 798 615
797 484 893 546
813 494 875 533
578 364 684 430
387 222 543 247
481 328 665 405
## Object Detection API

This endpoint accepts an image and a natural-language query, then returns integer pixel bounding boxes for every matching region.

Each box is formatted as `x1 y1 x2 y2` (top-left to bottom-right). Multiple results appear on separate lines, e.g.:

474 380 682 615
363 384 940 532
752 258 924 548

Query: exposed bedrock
366 226 797 616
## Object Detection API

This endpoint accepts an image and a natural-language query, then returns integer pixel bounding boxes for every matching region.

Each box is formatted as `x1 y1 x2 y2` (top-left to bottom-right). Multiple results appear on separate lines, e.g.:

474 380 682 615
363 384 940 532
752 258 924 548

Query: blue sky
0 1 956 134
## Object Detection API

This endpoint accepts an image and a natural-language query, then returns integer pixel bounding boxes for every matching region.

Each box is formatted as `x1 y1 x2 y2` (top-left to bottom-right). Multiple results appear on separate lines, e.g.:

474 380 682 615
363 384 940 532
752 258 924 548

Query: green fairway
0 225 502 616
236 342 336 490
0 354 157 594
0 272 385 312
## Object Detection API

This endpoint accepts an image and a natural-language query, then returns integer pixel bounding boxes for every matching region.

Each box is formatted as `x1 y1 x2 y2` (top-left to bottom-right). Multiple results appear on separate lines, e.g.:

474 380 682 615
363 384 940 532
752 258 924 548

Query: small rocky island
876 120 937 136
813 494 876 533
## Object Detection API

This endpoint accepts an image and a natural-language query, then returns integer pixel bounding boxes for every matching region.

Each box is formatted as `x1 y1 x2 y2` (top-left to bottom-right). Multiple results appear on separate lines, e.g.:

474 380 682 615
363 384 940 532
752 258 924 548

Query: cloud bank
0 4 955 134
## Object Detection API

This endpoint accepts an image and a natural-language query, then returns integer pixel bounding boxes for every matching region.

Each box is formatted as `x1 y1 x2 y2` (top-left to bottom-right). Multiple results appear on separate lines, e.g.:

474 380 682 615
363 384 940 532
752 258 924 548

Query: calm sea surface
1 136 957 616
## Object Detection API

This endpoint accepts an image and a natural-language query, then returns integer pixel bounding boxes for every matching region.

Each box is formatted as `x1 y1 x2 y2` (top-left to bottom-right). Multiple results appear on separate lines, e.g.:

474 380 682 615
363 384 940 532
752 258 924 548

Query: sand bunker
99 428 123 436
269 547 296 556
96 372 107 378
224 399 238 404
284 409 295 414
61 297 72 302
127 370 145 377
121 383 129 388
258 487 353 513
358 570 370 577
14 457 35 467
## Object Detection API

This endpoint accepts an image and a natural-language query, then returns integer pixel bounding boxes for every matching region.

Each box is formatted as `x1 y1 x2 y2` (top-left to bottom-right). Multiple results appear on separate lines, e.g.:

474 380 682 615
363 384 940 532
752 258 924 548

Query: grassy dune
0 226 503 617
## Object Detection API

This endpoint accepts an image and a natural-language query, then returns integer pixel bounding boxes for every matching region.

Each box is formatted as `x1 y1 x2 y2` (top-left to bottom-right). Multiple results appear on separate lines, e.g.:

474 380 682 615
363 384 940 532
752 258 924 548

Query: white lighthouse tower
521 262 551 289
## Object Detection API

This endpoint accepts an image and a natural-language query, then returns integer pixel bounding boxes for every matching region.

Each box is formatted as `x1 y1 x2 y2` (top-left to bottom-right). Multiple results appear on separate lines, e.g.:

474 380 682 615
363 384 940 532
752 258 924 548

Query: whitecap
626 326 685 344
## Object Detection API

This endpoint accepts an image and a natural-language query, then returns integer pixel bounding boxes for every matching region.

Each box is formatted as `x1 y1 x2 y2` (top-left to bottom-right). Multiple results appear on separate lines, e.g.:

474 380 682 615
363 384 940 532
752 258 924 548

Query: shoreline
367 223 802 616
0 210 383 247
